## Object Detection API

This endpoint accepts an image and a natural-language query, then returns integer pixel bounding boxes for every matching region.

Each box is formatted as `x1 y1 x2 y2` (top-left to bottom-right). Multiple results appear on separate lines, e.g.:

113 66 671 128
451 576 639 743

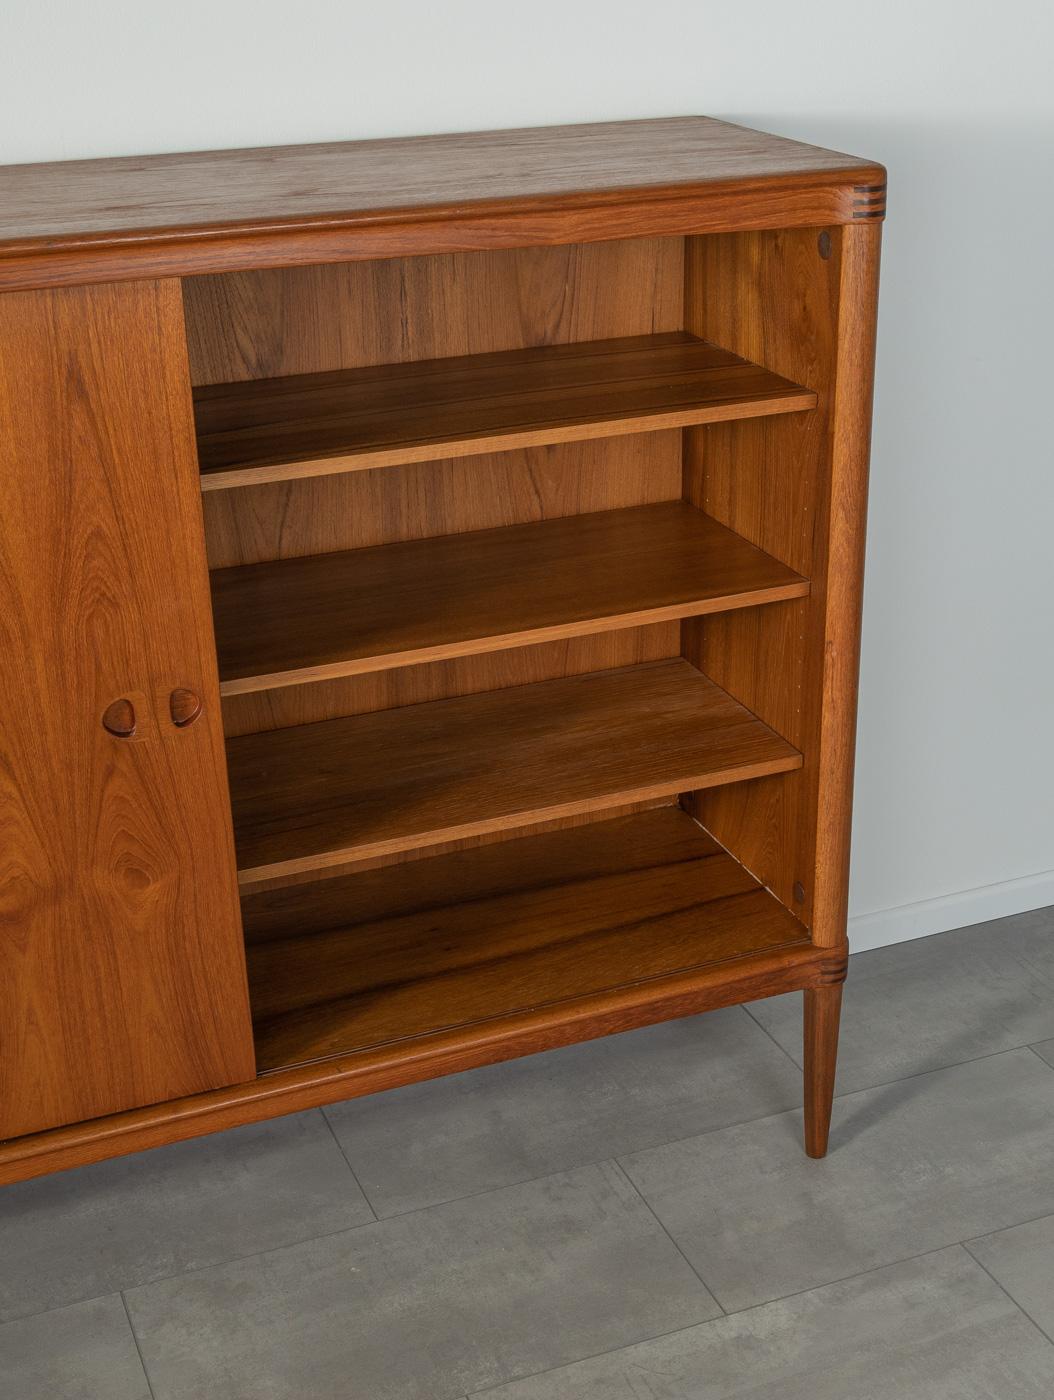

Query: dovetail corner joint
816 949 851 985
852 183 887 220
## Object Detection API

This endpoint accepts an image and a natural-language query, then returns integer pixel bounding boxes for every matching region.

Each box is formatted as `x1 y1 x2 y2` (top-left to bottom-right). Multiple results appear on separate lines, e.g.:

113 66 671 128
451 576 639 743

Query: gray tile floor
4 905 1054 1399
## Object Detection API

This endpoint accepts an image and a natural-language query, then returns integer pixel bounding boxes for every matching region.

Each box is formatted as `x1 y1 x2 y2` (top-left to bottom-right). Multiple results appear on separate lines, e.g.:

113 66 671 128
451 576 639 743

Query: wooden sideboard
0 117 883 1183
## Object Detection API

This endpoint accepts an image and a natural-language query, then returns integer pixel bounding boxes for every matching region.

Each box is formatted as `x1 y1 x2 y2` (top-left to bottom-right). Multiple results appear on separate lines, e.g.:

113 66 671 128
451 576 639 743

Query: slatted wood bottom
243 807 813 1071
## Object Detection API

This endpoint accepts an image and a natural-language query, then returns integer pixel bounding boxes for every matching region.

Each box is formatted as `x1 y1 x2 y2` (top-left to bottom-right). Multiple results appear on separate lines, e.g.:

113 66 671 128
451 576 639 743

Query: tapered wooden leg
803 982 843 1158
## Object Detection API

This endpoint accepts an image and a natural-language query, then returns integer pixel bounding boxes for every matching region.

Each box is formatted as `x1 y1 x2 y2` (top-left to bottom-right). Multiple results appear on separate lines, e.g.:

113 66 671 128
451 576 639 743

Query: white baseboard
848 869 1054 954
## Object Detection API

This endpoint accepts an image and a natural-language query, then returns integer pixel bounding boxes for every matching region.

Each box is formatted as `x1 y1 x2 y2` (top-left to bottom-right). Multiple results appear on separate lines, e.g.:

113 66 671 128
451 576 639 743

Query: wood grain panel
243 806 694 924
0 281 255 1140
809 223 881 948
804 982 844 1157
243 807 726 943
226 658 802 882
212 503 808 694
242 808 811 1070
184 238 684 385
683 223 879 943
241 799 676 895
201 432 683 569
681 227 838 919
196 239 688 735
221 623 678 739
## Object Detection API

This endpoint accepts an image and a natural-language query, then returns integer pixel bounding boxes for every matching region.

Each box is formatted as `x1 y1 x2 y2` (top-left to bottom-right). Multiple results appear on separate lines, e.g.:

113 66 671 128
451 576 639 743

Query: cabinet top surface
0 117 882 242
0 117 885 289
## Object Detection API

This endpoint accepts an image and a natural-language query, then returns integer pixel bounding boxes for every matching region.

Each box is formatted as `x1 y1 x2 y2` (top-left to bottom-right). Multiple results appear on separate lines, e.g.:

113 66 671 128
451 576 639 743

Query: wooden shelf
194 332 816 490
242 807 814 1072
211 502 809 695
227 658 802 883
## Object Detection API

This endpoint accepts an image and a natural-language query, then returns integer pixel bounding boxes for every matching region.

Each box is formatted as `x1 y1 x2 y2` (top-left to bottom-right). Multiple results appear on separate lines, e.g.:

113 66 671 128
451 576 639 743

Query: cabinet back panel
202 432 682 568
193 240 686 734
182 239 684 385
240 799 674 894
222 621 679 737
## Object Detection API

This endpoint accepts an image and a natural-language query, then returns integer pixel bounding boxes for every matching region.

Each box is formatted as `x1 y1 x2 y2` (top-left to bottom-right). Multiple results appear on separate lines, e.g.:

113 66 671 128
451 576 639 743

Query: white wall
4 1 1053 950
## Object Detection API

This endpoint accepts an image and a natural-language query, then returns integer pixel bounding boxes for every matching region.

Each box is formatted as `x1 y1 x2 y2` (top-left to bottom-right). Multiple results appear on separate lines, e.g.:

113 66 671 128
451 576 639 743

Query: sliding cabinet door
0 279 255 1139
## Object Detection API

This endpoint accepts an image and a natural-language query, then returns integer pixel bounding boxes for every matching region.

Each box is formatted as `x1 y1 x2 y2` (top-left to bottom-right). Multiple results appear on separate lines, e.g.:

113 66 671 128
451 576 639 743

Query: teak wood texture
682 222 880 948
0 116 883 1183
227 659 802 883
0 116 884 290
184 238 686 389
194 237 691 741
0 806 845 1187
0 281 255 1141
211 502 809 694
243 809 812 1071
194 331 814 489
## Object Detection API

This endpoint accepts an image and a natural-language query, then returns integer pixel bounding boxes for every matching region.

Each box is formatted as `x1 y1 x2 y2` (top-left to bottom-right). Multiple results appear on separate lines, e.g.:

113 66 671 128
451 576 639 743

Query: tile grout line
743 995 1054 1091
359 1107 790 1224
2 1164 642 1330
5 1124 390 1329
964 1206 1054 1243
465 1241 986 1397
823 1041 1052 1099
16 1148 733 1328
593 1058 854 1170
962 1243 1054 1348
355 1078 816 1224
1025 1044 1054 1072
110 1211 394 1308
713 1241 983 1319
319 1107 379 1222
606 1041 1054 1171
295 1043 1054 1231
7 1041 1050 1329
611 1171 1010 1323
606 1158 726 1315
4 1212 391 1330
742 1001 805 1071
1 1283 141 1333
465 1315 734 1398
120 1291 158 1400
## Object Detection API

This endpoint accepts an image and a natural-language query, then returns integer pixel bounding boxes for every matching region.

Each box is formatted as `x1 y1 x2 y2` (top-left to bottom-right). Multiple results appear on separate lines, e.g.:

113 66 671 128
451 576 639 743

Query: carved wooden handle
169 688 202 728
101 698 137 737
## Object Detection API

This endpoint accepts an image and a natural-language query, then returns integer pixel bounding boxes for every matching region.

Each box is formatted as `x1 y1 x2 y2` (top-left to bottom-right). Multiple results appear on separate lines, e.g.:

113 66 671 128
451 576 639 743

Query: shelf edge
199 391 817 492
234 750 804 886
217 580 811 697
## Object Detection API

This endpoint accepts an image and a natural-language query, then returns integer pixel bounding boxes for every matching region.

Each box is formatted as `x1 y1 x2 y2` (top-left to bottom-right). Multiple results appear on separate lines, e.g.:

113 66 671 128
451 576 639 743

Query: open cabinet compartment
0 117 881 1182
185 228 850 1082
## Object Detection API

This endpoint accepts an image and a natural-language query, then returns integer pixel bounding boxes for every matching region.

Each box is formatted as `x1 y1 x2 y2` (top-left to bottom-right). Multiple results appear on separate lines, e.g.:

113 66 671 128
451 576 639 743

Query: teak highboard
0 117 883 1184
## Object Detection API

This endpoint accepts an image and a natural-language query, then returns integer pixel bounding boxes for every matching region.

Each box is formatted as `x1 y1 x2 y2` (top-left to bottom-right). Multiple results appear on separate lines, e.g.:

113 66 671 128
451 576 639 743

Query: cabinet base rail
0 940 846 1186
